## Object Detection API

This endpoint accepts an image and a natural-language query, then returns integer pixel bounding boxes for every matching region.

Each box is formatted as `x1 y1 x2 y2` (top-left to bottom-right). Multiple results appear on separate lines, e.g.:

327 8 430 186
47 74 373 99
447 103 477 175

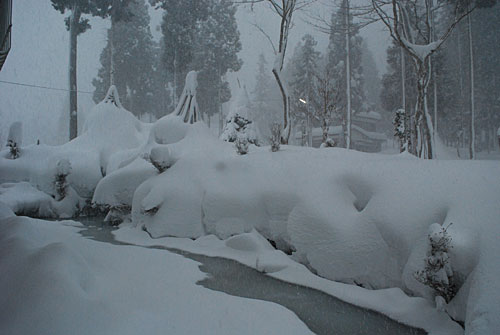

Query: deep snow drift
1 91 499 334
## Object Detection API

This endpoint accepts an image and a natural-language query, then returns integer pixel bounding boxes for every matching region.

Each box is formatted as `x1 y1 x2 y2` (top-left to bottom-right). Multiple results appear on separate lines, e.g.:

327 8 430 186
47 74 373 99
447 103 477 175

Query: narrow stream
75 217 426 335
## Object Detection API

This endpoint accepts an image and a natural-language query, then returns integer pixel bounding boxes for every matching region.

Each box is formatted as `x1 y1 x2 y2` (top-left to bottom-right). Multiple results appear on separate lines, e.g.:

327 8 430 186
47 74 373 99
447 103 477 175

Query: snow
114 115 498 333
1 85 499 334
0 216 313 335
0 88 150 203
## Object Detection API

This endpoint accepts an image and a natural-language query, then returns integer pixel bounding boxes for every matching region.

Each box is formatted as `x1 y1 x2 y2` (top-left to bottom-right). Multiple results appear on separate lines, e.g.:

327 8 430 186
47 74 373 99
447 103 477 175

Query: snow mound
0 182 55 217
127 123 500 333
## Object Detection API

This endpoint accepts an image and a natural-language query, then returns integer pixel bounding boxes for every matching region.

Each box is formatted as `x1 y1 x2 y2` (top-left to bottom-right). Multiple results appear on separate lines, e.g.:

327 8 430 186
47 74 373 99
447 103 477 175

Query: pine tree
190 0 242 124
93 0 160 119
289 34 320 124
152 0 208 106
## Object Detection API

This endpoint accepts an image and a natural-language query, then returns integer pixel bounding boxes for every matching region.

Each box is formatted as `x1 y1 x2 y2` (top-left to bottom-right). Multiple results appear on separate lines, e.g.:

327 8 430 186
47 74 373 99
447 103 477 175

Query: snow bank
0 181 82 218
0 88 149 208
125 121 500 334
0 216 313 335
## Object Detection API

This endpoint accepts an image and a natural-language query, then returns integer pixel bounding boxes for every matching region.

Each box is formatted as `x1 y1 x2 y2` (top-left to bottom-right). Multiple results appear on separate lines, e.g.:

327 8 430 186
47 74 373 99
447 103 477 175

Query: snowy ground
1 92 499 334
0 211 313 335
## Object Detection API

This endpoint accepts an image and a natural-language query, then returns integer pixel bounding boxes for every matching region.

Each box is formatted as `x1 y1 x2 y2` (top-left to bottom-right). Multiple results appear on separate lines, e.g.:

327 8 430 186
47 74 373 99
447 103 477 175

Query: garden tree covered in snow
93 0 162 119
54 159 72 201
151 0 208 106
326 0 366 149
371 0 481 159
220 113 258 145
6 121 22 159
173 71 202 124
414 223 457 305
235 134 250 155
190 0 242 126
147 146 174 173
51 0 110 140
288 34 320 138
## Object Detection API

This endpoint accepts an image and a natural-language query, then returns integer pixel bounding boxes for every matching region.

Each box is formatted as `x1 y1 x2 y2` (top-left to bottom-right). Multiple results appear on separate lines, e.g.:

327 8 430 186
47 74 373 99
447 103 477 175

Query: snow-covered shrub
147 146 174 173
220 113 258 145
6 122 22 159
235 134 249 155
54 159 72 201
320 137 336 148
270 122 281 152
414 223 457 304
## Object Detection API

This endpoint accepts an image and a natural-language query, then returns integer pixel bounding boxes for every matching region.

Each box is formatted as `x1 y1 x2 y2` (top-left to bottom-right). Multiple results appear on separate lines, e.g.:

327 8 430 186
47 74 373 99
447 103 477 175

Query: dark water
75 217 426 335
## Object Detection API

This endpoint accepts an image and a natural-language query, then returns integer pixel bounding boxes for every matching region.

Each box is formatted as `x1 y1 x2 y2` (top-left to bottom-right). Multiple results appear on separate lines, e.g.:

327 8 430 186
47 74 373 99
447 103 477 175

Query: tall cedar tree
93 0 162 119
289 34 321 126
151 0 208 106
191 0 242 123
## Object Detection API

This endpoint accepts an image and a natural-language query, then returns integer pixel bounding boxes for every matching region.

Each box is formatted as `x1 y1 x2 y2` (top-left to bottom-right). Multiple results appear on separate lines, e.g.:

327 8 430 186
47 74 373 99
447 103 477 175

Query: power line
0 79 93 94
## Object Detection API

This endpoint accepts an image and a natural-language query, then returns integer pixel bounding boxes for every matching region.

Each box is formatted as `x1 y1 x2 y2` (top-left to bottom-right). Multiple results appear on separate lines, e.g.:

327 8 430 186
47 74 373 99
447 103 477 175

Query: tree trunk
414 59 434 159
345 0 351 149
68 5 80 140
468 12 475 160
272 68 290 144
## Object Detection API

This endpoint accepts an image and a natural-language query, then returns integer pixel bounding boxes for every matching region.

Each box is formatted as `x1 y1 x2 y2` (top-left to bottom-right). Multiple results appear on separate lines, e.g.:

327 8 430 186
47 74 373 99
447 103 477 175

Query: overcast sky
0 0 390 146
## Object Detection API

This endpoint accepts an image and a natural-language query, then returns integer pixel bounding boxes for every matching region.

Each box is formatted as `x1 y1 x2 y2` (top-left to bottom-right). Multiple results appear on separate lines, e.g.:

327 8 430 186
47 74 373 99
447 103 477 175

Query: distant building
295 111 387 152
0 0 12 71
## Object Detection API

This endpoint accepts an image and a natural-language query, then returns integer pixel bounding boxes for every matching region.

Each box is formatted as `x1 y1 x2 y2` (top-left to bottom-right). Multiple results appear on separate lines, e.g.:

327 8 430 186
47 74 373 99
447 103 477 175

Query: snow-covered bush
414 223 457 304
6 122 22 159
54 159 72 201
270 122 281 152
235 134 249 155
147 146 175 173
220 113 258 145
320 137 336 148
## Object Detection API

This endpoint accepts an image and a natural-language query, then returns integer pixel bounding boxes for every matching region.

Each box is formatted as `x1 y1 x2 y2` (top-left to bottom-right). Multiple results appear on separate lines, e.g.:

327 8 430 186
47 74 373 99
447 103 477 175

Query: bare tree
242 0 315 144
371 0 474 158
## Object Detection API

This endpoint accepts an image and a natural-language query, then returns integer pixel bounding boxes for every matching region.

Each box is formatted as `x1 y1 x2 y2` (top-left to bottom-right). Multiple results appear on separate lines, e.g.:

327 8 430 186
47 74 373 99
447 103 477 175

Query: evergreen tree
93 0 161 119
326 3 366 116
190 0 242 124
152 0 208 106
289 34 321 124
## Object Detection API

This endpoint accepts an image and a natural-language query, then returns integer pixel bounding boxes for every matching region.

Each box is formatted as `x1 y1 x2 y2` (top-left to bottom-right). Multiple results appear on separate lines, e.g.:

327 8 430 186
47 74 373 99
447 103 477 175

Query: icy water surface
75 217 426 335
